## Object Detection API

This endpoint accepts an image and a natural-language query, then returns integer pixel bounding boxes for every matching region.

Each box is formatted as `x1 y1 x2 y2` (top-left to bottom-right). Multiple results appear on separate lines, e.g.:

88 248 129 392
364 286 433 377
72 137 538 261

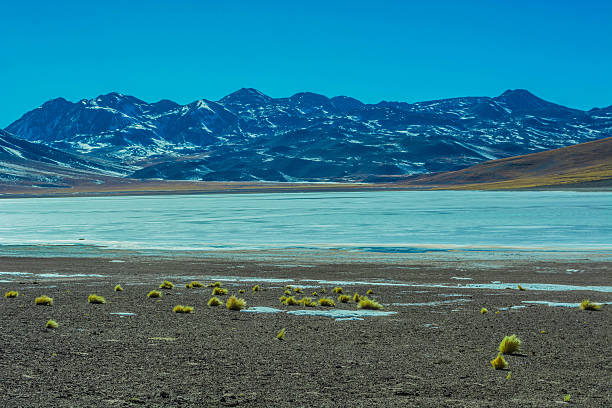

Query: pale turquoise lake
0 191 610 255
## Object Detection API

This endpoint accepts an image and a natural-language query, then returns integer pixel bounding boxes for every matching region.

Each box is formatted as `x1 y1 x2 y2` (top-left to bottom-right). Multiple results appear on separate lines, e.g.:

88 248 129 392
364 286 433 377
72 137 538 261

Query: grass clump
187 281 204 288
499 334 521 354
173 305 194 313
159 280 175 289
88 294 106 304
563 394 571 402
505 371 511 380
226 295 246 311
208 281 222 287
239 289 245 293
35 295 53 306
284 296 300 306
338 295 351 303
579 299 601 311
366 289 373 295
312 291 318 297
277 328 285 340
300 297 317 307
212 287 228 296
353 293 360 302
114 284 123 292
293 287 303 294
252 284 260 292
284 289 292 296
208 297 222 307
332 287 343 294
5 290 19 298
279 295 287 303
46 319 58 329
490 353 508 370
517 284 526 291
318 297 336 307
481 307 488 314
358 297 383 310
147 290 162 299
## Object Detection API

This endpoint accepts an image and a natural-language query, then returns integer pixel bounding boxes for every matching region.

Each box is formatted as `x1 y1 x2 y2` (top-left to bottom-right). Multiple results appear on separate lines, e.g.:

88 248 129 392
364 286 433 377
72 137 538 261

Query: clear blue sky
1 0 611 127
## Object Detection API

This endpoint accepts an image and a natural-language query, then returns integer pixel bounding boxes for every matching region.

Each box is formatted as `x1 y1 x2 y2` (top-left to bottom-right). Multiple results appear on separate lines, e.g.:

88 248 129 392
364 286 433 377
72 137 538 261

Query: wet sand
1 256 611 407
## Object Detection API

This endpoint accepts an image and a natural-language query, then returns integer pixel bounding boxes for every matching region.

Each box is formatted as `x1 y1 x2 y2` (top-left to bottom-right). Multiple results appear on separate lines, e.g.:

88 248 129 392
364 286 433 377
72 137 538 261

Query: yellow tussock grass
505 371 511 380
208 297 222 307
563 394 571 402
284 296 299 306
517 284 526 291
173 305 194 313
88 294 106 304
332 287 343 294
114 284 123 292
490 353 508 370
338 295 350 303
284 289 292 296
480 307 488 314
499 334 521 354
46 319 58 329
5 290 19 298
189 281 204 288
353 293 360 302
279 295 287 303
212 287 228 296
312 291 318 297
239 289 245 293
318 297 336 307
159 280 174 289
226 295 246 311
147 290 162 298
300 297 317 307
293 287 303 293
366 289 373 295
358 297 383 310
207 281 222 287
252 284 260 292
35 295 53 306
579 299 601 311
277 328 285 340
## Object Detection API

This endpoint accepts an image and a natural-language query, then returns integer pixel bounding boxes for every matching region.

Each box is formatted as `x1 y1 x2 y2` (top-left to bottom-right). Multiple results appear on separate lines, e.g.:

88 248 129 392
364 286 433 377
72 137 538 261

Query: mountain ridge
5 88 611 182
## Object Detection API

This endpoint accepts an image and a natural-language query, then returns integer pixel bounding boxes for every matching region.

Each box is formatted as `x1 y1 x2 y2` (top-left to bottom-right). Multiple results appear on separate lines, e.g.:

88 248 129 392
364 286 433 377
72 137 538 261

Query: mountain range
3 88 612 183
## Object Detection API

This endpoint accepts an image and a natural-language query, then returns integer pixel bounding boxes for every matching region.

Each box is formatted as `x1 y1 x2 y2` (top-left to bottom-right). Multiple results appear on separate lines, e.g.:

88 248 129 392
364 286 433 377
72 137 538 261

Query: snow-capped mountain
5 89 611 182
0 129 128 188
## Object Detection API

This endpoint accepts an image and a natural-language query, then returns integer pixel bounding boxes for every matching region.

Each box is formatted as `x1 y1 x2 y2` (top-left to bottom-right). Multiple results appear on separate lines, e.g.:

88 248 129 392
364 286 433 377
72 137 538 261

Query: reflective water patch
241 307 284 314
287 309 396 321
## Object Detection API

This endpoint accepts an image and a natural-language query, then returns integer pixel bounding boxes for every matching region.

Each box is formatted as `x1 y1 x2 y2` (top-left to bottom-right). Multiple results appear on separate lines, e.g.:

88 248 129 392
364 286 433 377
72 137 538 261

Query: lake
1 191 610 256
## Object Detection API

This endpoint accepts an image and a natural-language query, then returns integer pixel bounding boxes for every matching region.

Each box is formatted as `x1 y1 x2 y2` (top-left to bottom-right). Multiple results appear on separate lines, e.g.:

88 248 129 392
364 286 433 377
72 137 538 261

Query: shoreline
1 255 611 406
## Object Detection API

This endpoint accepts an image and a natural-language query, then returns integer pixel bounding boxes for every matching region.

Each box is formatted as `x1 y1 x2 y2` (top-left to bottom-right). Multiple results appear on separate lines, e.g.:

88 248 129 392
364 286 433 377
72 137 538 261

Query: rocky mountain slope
6 89 611 182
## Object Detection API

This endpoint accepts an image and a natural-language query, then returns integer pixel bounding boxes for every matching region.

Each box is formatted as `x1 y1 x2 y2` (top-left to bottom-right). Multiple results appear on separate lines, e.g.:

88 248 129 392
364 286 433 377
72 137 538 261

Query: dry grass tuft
284 289 292 296
332 287 343 294
226 295 246 311
293 287 303 294
481 307 488 314
366 289 373 295
114 284 123 292
208 297 222 307
300 297 317 307
147 290 162 299
159 280 175 289
277 328 285 340
279 295 287 303
318 297 336 307
353 293 360 302
499 334 521 354
312 291 318 297
35 295 53 306
173 305 194 313
5 290 19 298
46 319 58 329
579 299 601 311
212 287 228 296
239 289 245 293
358 297 383 310
207 281 222 287
88 294 106 304
563 394 571 402
284 296 300 306
338 295 351 303
252 284 260 292
517 284 526 291
490 353 508 370
189 281 204 288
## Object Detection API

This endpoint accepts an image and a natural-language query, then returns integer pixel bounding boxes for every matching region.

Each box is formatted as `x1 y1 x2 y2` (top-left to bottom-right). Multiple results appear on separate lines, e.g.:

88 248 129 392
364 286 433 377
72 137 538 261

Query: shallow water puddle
287 309 396 320
110 312 137 317
149 337 177 341
241 307 283 314
521 300 611 307
498 305 527 311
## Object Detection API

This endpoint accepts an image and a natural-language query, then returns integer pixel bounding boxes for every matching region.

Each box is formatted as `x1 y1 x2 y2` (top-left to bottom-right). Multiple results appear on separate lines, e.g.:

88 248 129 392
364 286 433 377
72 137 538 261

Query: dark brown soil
1 256 611 407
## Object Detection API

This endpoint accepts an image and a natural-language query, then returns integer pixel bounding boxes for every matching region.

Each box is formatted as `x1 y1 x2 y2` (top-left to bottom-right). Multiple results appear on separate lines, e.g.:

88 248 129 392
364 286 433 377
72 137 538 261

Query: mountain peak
219 88 271 104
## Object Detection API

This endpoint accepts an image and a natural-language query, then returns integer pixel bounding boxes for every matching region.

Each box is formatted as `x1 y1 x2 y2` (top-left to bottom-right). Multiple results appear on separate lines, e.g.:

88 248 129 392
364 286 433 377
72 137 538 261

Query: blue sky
1 0 611 126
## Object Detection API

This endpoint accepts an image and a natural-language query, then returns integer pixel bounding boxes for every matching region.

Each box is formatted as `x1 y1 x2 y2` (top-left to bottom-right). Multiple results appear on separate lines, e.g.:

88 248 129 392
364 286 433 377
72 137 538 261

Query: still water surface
0 191 610 252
